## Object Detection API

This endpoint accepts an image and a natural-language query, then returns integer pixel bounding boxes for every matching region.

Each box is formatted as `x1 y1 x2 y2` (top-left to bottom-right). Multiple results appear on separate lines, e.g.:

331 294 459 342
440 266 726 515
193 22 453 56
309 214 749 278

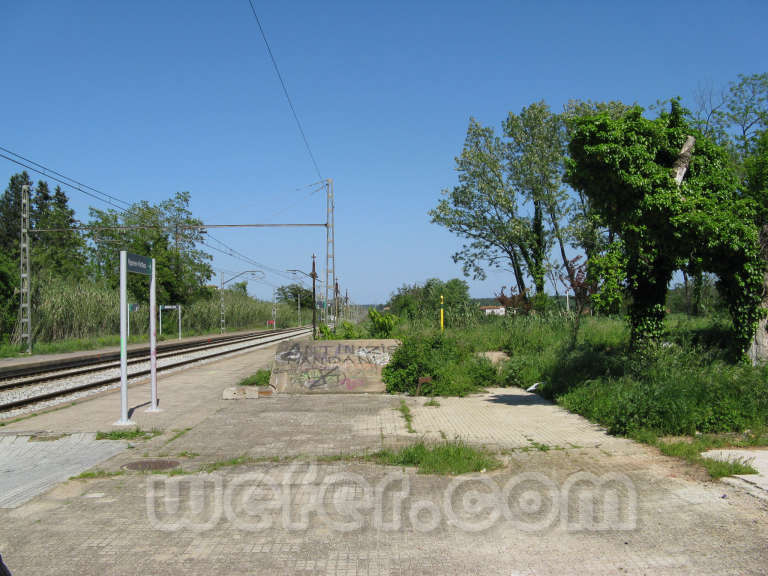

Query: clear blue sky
1 1 766 303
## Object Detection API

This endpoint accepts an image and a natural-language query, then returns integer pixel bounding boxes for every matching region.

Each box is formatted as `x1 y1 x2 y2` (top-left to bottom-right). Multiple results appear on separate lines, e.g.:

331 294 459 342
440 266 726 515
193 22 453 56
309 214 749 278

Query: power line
0 151 129 211
245 0 322 180
0 146 132 208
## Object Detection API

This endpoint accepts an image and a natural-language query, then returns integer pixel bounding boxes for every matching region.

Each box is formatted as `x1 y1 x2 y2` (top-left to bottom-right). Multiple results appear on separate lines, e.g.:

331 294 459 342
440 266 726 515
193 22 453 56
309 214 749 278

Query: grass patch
423 398 440 407
370 441 502 475
96 427 162 441
397 399 416 433
199 455 253 473
165 428 192 444
238 369 271 387
177 451 199 458
630 430 760 479
72 469 124 479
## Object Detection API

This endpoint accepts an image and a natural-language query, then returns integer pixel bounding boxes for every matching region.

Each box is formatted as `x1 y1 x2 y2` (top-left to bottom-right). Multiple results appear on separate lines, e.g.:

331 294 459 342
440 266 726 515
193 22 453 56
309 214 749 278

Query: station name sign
126 253 152 275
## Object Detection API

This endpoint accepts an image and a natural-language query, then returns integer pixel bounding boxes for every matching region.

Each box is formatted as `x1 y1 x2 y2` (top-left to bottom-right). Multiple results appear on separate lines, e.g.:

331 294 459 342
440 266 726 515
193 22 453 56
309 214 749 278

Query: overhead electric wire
245 0 322 180
0 151 129 211
0 146 131 209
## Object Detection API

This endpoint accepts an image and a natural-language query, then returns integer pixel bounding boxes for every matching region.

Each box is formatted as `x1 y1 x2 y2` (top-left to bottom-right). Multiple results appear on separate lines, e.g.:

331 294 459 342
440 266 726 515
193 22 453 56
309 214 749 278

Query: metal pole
311 254 317 339
298 292 301 327
19 184 31 354
148 258 160 412
272 289 277 328
440 294 444 332
115 251 133 425
159 306 163 337
220 274 225 334
178 304 182 340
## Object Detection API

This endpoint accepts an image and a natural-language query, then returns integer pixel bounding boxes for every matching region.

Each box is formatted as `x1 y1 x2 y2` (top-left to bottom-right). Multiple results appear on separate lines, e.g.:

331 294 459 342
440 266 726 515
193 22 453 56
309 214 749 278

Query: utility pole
325 178 335 330
297 291 301 327
18 184 31 353
219 274 225 334
272 289 277 328
334 279 340 328
311 254 317 339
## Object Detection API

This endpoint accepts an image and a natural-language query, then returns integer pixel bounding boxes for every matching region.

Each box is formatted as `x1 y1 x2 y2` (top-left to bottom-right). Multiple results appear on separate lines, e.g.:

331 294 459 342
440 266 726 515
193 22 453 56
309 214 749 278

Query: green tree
0 172 33 261
566 101 762 353
31 183 86 278
430 118 532 297
276 283 314 309
87 191 212 304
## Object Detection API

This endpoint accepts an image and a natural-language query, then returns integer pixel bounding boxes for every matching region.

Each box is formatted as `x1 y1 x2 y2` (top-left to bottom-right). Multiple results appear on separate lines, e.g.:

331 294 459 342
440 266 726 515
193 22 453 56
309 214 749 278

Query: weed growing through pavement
96 428 163 441
238 369 271 387
397 399 416 433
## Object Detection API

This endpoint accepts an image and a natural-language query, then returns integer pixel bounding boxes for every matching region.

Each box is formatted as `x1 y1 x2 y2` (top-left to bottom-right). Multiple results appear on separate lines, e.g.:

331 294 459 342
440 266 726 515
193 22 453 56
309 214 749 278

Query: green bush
369 308 397 338
382 332 496 396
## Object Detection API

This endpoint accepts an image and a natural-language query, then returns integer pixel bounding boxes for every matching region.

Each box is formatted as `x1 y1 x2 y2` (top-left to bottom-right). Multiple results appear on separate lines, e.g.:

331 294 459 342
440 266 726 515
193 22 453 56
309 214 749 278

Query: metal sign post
147 257 160 412
115 251 157 425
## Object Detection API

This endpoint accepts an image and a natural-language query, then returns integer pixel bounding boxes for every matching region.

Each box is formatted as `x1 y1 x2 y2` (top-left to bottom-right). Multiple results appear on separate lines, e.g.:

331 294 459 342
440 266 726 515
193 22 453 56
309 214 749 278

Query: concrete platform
1 343 768 575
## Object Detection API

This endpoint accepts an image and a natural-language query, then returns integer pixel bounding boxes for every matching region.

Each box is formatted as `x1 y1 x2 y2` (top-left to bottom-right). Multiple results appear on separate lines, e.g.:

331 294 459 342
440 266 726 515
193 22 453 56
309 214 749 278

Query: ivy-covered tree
566 101 763 354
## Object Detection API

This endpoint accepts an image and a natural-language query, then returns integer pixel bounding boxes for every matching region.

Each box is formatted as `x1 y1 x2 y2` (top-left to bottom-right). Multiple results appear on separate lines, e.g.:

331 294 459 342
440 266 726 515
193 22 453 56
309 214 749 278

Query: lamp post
220 270 265 333
288 254 318 339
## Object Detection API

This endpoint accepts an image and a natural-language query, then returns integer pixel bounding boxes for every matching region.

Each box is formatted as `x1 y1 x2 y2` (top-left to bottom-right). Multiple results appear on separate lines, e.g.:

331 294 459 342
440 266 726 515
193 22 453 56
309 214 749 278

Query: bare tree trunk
673 136 696 185
748 224 768 365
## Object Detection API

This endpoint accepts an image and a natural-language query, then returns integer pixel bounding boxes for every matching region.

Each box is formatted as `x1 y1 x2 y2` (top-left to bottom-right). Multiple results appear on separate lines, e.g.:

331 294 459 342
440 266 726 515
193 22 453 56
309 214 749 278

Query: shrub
382 332 495 396
369 308 397 338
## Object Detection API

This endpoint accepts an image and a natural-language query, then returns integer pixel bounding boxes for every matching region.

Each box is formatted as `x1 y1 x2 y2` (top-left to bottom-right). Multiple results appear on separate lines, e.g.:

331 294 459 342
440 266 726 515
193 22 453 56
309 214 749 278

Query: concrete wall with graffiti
270 339 399 394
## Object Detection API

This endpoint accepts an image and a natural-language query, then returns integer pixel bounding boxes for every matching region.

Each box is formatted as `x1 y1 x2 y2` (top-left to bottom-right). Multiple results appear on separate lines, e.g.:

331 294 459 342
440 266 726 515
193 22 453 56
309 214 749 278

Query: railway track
0 326 310 415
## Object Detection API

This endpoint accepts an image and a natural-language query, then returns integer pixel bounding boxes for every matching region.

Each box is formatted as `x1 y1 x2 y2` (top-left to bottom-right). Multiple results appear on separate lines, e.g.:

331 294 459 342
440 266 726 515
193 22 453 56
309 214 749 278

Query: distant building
479 305 506 316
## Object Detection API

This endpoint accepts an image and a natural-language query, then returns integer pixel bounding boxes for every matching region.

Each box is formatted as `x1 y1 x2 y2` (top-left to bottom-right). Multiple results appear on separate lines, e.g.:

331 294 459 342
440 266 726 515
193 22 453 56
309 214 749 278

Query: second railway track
0 327 310 416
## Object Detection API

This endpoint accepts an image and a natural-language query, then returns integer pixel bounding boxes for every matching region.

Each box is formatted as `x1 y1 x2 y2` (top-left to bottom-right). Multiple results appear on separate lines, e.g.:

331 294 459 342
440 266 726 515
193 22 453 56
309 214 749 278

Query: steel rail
0 327 309 413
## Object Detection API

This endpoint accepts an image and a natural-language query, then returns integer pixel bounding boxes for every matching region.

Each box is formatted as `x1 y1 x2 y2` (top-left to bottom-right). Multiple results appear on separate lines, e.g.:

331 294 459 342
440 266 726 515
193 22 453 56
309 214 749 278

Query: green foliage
316 320 368 340
368 307 397 338
397 399 416 433
276 283 314 309
0 251 17 340
96 427 162 441
88 191 212 305
239 369 271 387
382 331 497 396
370 441 502 475
388 278 469 319
566 100 763 354
588 240 626 315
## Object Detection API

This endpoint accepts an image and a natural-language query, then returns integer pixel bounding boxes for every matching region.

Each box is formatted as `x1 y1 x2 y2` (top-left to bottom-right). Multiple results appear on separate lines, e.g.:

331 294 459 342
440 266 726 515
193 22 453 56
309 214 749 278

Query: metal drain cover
122 459 180 471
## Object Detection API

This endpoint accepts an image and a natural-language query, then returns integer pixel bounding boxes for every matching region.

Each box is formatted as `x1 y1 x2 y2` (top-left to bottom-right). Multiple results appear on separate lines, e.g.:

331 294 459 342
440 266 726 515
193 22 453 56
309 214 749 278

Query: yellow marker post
440 294 444 332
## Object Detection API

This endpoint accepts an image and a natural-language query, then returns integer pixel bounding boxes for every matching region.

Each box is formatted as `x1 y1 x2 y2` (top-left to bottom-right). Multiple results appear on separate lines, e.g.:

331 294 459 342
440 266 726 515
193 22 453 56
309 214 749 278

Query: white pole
178 304 182 340
147 258 160 412
114 251 133 425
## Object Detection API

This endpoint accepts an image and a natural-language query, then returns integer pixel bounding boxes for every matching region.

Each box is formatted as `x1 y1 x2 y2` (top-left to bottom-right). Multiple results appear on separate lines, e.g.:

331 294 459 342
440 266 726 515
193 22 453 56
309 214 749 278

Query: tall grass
386 311 768 437
9 275 300 347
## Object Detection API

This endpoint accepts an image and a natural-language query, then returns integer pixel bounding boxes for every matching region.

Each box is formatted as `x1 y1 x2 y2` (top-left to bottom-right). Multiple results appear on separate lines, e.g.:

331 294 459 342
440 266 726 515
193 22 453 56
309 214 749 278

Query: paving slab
271 339 398 393
1 345 767 575
0 433 126 508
